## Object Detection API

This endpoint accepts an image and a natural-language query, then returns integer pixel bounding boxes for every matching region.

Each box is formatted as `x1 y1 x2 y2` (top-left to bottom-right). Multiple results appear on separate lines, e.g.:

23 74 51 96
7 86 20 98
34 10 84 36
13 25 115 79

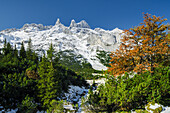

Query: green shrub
47 100 64 113
135 109 149 113
83 66 170 112
18 95 38 113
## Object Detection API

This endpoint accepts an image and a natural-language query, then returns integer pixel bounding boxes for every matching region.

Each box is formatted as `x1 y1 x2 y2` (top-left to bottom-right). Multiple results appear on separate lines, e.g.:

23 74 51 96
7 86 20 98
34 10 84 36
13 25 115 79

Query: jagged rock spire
78 20 90 28
69 19 76 28
69 19 90 28
55 18 61 25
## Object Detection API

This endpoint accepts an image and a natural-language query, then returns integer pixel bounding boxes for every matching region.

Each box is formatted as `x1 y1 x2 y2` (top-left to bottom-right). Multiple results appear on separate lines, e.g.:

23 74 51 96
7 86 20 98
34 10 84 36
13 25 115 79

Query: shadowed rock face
0 19 123 70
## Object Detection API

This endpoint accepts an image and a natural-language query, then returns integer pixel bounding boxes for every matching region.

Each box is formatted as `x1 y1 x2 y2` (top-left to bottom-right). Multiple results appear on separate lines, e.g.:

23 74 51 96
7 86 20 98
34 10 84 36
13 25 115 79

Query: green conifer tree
43 63 60 107
47 43 54 62
32 51 38 64
3 38 7 55
14 44 18 57
6 42 12 55
20 42 26 58
37 55 61 109
26 38 33 60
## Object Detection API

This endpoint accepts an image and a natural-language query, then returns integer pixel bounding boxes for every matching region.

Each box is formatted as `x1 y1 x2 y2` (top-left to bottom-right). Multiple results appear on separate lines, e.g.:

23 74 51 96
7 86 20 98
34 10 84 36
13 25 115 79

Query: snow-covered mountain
0 19 123 70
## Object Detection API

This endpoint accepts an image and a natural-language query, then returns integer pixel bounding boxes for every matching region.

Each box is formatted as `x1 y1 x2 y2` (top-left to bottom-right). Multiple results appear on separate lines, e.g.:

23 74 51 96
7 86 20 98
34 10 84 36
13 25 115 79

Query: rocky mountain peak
77 20 90 29
55 18 61 25
70 19 77 28
69 19 90 28
111 28 123 34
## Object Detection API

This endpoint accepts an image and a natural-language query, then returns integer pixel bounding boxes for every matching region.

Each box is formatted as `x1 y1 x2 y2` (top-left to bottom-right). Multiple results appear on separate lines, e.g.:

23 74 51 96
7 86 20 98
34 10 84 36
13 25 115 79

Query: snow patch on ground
0 108 18 113
149 103 161 109
145 103 170 113
63 85 88 112
64 85 88 103
161 106 170 113
86 78 106 86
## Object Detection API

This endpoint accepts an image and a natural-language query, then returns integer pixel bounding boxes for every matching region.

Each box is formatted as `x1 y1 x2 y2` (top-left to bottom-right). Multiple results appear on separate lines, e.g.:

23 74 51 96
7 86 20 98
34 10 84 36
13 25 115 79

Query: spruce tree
6 42 12 55
3 38 7 55
37 55 49 107
14 44 18 58
43 63 60 107
37 55 61 108
20 42 26 58
47 43 54 62
26 38 33 60
32 51 38 64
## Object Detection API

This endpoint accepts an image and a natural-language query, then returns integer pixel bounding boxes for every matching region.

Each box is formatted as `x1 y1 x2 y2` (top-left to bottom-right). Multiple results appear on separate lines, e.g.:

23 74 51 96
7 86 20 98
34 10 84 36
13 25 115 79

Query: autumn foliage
26 69 38 79
108 13 170 76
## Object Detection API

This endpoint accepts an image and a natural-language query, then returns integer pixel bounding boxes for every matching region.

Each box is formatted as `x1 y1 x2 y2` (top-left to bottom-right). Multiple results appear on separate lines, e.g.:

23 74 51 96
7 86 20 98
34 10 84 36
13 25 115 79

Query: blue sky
0 0 169 31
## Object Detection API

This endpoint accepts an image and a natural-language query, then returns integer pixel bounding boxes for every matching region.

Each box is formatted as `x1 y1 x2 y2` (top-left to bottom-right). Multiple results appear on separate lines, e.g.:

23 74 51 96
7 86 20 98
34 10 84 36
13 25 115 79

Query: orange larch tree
108 13 170 76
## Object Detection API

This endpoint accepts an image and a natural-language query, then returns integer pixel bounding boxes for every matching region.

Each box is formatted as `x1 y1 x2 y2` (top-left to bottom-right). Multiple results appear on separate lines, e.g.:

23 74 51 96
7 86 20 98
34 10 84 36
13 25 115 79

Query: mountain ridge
0 19 123 70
